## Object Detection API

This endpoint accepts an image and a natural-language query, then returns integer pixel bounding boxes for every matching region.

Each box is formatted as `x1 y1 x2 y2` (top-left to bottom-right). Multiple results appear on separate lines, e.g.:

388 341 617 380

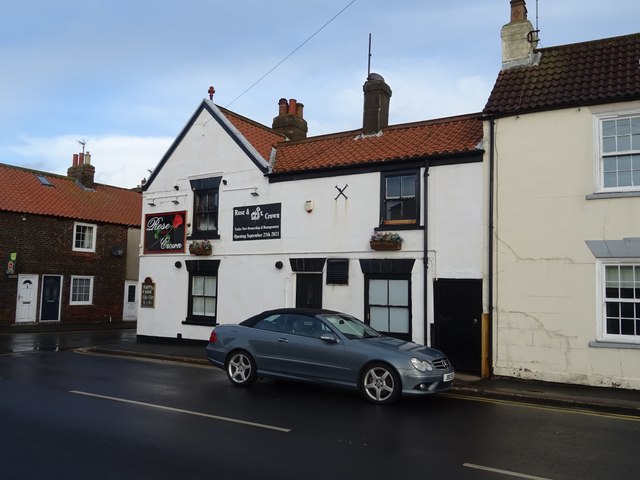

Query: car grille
432 358 451 370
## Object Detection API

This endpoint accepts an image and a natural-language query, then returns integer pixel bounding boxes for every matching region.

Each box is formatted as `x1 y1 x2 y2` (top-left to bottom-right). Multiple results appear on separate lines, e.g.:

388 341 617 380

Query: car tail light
209 330 217 343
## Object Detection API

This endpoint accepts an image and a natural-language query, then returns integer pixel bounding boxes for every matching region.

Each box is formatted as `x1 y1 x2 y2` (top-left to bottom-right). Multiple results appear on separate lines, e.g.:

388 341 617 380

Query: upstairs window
73 222 97 252
190 177 222 239
380 171 419 226
599 114 640 192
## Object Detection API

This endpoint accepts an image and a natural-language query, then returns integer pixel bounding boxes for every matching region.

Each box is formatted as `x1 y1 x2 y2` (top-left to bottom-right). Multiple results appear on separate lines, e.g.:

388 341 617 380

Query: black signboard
144 211 187 254
141 278 155 308
233 203 281 241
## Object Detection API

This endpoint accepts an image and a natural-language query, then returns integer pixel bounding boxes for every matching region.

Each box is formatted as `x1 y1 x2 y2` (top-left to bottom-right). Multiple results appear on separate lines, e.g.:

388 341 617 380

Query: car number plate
443 372 455 382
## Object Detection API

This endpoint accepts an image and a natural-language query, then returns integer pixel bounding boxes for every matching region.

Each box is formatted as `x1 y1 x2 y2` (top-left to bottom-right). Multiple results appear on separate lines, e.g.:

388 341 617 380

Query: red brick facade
0 211 132 326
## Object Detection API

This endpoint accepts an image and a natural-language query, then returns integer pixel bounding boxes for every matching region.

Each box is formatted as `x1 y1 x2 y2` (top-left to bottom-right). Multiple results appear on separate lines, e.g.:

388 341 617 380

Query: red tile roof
218 106 285 160
484 33 640 116
0 163 141 226
270 114 484 174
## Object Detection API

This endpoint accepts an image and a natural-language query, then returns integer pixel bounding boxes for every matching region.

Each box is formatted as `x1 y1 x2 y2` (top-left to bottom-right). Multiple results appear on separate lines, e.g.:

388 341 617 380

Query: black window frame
189 177 221 240
183 260 220 326
379 169 420 228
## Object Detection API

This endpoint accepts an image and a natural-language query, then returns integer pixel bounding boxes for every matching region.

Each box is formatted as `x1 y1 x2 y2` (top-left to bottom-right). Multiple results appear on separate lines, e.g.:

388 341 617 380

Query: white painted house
138 75 485 373
484 1 640 389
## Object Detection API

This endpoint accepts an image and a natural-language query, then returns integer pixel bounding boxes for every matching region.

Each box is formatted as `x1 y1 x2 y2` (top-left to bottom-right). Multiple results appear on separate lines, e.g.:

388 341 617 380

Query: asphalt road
1 332 638 479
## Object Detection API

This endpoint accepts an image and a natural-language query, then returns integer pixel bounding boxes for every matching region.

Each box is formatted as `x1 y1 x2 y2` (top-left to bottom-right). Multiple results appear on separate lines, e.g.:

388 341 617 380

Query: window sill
588 340 640 350
187 232 220 240
182 318 217 327
376 224 423 231
586 191 640 200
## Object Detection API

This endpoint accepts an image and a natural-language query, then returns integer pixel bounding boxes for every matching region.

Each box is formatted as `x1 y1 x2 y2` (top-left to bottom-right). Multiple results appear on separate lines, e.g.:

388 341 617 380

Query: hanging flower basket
189 240 212 256
369 231 402 251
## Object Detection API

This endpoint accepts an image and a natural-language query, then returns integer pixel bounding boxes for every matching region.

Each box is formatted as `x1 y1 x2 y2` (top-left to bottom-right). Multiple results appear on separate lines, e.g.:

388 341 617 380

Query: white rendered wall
138 105 483 347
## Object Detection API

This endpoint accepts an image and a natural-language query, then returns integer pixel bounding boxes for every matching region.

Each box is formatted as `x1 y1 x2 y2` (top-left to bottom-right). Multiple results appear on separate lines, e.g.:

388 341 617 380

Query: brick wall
0 211 130 326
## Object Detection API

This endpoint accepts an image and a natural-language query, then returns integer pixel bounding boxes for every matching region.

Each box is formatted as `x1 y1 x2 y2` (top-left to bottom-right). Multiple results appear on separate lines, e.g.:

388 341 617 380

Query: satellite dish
110 245 125 256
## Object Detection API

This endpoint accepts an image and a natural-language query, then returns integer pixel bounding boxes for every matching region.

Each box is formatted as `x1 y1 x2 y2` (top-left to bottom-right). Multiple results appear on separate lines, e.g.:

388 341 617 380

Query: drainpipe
423 162 430 346
484 116 496 378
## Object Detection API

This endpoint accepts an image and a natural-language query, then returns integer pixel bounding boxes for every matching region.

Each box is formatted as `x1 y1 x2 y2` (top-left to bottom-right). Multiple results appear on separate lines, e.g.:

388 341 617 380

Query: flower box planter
189 244 212 256
370 240 401 251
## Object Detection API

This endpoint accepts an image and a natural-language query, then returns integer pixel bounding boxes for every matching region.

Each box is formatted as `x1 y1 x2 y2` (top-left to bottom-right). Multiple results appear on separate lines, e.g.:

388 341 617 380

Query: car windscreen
323 314 381 340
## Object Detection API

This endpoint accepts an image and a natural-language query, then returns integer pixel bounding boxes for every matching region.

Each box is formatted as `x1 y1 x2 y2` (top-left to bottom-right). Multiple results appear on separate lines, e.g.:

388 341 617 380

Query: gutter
485 116 496 378
423 162 430 345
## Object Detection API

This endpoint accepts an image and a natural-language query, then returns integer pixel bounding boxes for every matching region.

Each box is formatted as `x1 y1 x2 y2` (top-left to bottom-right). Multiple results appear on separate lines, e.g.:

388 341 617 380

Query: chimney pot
79 152 84 165
287 99 297 115
73 153 79 166
278 98 288 115
510 0 527 23
272 98 308 140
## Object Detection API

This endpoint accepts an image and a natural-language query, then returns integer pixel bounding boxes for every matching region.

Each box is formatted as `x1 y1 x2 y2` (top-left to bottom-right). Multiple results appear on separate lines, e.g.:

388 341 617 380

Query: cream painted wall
489 101 640 389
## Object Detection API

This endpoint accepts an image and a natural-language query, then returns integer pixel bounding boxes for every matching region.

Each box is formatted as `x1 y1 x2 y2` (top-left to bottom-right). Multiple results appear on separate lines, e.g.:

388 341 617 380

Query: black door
295 274 323 309
41 275 61 321
432 279 482 374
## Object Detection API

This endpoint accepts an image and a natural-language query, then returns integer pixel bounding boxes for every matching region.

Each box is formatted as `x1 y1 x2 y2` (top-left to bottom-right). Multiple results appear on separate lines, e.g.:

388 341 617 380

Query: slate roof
484 33 640 116
0 163 141 226
270 114 484 175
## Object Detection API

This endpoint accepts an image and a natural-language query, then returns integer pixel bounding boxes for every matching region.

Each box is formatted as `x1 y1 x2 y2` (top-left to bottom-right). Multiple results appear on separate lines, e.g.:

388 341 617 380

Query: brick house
0 153 142 327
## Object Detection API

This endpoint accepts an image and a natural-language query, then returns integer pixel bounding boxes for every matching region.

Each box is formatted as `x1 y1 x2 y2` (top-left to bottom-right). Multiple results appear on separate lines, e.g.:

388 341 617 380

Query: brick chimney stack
362 73 392 135
272 98 308 140
501 0 538 70
67 151 95 189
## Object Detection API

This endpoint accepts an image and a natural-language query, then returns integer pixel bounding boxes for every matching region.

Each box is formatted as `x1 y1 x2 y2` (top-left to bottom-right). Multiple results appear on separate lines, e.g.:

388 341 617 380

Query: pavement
4 322 639 416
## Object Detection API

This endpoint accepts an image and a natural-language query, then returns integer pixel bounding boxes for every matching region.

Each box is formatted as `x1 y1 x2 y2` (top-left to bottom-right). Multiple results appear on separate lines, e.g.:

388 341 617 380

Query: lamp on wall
251 188 259 197
147 199 156 206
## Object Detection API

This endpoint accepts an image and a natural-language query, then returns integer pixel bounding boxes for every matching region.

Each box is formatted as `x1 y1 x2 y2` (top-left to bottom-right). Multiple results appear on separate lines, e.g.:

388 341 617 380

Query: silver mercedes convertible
206 308 455 405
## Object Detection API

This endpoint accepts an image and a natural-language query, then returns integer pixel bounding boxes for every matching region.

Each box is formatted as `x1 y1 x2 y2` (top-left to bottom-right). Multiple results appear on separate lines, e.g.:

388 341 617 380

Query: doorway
432 279 482 374
40 275 62 322
16 274 39 323
123 281 138 321
295 274 323 309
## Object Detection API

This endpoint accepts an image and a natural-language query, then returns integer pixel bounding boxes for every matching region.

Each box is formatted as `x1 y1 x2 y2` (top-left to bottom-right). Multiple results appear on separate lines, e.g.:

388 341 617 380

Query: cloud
1 135 172 189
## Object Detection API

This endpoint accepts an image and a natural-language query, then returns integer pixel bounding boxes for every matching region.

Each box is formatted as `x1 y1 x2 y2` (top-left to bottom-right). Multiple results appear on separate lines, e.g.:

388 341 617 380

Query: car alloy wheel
361 363 401 404
226 350 257 386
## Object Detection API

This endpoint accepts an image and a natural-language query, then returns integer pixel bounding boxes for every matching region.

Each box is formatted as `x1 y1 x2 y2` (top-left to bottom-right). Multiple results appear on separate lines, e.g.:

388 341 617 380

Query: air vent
326 258 349 285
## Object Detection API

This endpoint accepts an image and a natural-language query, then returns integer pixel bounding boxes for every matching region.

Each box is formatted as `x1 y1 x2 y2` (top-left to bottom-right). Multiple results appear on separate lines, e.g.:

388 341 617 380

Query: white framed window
70 276 94 305
73 222 97 252
596 112 640 192
597 261 640 344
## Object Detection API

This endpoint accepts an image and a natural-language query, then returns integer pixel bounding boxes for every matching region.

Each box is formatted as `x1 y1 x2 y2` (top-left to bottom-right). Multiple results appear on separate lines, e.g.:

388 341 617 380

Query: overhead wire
226 0 357 108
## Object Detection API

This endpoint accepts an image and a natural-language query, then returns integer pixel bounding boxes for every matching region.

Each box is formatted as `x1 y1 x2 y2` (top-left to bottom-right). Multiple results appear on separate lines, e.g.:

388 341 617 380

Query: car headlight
411 357 433 372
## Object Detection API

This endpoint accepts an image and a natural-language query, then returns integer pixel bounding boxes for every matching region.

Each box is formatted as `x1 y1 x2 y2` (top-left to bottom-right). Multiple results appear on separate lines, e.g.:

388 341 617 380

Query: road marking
441 393 640 422
463 463 552 479
70 390 291 433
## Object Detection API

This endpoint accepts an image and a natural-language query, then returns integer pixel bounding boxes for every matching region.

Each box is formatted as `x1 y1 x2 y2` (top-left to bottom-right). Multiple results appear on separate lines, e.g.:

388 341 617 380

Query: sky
2 0 639 189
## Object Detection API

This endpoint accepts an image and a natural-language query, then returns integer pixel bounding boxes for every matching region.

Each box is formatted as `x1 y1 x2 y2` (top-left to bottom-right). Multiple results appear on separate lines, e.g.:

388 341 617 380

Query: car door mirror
320 333 338 344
